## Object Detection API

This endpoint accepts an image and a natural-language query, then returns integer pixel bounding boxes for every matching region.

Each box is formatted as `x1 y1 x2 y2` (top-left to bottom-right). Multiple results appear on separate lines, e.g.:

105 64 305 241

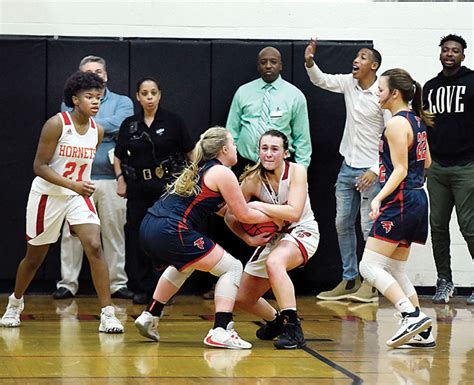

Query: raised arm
304 38 349 93
304 38 317 68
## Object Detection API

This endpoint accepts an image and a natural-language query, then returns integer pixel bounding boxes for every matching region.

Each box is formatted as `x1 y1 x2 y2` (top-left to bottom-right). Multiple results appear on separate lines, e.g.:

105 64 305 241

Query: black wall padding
210 40 293 127
0 38 46 279
130 39 211 142
0 36 372 294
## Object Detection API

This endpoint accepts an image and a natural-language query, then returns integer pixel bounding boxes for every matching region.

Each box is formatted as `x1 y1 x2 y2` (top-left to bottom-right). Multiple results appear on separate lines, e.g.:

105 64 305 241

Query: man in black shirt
423 34 474 306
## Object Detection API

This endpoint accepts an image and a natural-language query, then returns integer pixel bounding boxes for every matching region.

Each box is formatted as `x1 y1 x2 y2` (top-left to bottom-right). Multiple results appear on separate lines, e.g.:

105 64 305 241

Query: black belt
140 165 168 181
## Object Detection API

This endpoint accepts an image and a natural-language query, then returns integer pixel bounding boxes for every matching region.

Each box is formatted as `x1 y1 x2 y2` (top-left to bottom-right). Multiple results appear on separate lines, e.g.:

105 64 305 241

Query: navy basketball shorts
140 213 217 271
370 188 428 247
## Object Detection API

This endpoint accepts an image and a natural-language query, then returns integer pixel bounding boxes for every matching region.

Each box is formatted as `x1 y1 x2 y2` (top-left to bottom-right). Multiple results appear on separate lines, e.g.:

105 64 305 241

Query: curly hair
63 71 105 108
439 34 467 50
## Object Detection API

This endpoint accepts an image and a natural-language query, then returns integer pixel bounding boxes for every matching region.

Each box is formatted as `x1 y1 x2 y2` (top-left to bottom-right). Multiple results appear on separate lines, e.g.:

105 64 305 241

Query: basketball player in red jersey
226 130 319 349
0 71 123 333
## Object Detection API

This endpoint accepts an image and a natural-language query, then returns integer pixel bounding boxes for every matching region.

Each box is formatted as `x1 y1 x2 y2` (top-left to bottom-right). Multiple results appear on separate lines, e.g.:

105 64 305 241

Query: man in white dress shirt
305 38 388 303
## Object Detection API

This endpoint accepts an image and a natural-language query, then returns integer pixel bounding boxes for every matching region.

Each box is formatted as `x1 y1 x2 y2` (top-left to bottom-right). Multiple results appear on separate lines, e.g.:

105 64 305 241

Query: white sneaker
398 327 436 349
204 321 252 350
0 294 24 328
134 311 160 341
386 311 432 348
99 305 124 333
203 349 251 375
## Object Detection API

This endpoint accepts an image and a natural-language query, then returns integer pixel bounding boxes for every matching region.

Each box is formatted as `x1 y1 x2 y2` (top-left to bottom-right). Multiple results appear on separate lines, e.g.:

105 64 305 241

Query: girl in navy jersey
0 71 123 333
225 130 319 350
359 68 434 349
134 126 272 349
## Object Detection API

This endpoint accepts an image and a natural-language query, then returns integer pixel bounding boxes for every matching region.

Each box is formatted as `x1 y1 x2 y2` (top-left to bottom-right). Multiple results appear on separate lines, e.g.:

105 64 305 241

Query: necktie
257 83 272 136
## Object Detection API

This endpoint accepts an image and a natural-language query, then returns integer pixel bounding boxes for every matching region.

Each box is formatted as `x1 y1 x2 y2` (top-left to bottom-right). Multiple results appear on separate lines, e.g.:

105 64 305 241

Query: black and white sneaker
398 326 436 349
273 317 306 349
432 278 455 304
387 310 431 348
256 314 284 340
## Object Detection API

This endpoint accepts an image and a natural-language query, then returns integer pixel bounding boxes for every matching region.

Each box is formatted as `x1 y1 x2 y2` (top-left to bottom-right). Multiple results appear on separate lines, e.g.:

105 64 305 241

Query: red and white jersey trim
31 112 98 196
258 161 315 227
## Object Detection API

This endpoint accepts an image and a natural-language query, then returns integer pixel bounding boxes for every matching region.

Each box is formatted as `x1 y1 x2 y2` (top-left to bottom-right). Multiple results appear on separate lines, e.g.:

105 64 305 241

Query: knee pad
387 259 416 298
162 265 194 289
359 249 396 295
210 251 243 300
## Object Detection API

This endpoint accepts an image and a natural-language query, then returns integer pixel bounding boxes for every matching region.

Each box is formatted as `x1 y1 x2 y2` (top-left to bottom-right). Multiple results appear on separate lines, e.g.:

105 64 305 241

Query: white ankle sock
395 297 416 314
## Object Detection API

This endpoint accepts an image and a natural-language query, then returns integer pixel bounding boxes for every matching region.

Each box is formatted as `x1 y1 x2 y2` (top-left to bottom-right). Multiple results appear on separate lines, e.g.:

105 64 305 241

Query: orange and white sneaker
204 321 252 350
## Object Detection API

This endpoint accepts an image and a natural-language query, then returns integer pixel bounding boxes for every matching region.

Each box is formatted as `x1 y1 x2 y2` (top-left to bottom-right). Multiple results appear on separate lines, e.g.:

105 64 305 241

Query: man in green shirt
226 46 312 175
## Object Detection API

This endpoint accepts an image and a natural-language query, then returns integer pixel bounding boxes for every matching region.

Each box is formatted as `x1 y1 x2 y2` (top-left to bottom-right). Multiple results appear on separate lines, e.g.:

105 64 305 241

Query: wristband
116 173 123 180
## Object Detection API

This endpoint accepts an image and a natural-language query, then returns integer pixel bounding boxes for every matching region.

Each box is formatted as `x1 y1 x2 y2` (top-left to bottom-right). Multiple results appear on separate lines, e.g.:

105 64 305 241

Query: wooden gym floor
0 294 472 385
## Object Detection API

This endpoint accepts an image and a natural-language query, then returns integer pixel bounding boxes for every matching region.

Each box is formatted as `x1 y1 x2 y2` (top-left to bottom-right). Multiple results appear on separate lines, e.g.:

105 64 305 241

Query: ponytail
412 81 434 127
172 150 201 197
382 68 434 127
171 126 229 197
239 162 262 182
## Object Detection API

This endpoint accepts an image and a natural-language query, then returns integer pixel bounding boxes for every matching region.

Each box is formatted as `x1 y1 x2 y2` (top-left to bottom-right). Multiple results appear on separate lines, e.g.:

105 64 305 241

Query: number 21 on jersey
63 162 88 181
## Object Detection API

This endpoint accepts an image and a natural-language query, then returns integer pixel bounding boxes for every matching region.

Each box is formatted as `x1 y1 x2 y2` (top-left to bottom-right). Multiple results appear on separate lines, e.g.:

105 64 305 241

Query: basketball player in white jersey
225 130 319 349
0 71 123 333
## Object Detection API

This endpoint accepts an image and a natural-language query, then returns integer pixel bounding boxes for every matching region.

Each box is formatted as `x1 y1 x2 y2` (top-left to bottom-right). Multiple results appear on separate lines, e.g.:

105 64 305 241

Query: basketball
241 221 279 236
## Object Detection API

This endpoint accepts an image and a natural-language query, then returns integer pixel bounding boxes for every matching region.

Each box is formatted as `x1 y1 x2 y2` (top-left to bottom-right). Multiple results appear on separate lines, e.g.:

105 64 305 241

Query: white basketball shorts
26 190 100 246
244 221 320 279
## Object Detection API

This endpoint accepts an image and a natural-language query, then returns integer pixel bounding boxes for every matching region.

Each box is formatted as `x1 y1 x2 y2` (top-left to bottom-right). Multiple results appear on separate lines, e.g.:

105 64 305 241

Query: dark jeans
427 160 474 282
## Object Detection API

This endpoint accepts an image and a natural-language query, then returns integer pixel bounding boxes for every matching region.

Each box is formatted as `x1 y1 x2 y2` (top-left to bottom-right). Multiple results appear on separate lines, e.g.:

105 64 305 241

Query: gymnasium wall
0 36 368 294
0 1 473 290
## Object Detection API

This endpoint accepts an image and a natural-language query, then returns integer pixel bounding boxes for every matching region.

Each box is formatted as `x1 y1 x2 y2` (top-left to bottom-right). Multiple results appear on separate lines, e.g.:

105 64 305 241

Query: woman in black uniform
114 77 194 304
